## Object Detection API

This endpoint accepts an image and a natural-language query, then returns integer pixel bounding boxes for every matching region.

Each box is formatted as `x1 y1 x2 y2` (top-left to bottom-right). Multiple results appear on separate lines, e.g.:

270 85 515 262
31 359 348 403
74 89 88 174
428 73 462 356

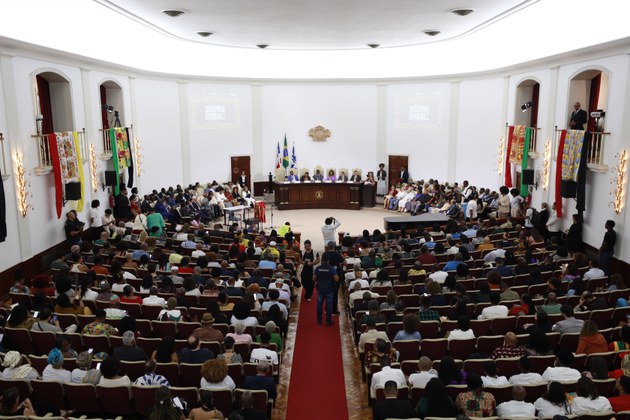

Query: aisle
285 289 349 420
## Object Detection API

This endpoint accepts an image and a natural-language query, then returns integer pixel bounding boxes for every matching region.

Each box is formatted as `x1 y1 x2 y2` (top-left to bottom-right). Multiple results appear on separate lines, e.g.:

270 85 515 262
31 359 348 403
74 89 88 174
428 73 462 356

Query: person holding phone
0 388 34 417
30 308 76 333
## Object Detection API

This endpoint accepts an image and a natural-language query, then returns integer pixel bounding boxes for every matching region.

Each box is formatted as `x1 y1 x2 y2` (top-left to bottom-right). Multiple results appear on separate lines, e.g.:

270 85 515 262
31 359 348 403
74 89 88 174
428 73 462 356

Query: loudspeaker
104 171 117 186
522 169 535 185
65 182 82 201
561 180 577 198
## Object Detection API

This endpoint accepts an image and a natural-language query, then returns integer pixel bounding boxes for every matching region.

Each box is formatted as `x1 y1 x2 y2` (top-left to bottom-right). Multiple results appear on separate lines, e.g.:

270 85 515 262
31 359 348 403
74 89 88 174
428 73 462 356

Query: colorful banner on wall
125 127 134 189
520 127 532 197
555 129 567 218
48 133 63 218
509 125 526 164
72 132 85 212
505 125 515 188
114 128 131 169
561 129 585 181
55 131 80 184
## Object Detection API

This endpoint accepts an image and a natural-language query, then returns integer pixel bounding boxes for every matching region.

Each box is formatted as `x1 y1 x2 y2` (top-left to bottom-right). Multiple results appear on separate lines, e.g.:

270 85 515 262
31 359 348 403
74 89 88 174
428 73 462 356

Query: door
388 155 409 186
231 156 251 189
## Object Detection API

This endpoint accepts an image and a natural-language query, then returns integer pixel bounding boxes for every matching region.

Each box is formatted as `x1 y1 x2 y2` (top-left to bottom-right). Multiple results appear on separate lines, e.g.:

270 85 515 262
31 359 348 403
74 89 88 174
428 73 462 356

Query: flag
275 142 281 169
520 127 531 197
291 141 297 169
282 135 289 169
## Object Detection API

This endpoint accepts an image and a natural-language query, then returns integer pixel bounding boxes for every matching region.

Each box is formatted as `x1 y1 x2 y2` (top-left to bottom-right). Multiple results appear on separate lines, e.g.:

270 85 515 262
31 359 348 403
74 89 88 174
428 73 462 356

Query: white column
447 81 460 181
376 84 388 164
251 84 263 181
177 81 191 185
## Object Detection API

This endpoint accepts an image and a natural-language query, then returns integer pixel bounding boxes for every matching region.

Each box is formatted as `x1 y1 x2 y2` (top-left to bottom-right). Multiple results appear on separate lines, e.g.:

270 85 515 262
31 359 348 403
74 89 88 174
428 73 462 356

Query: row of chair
0 379 268 418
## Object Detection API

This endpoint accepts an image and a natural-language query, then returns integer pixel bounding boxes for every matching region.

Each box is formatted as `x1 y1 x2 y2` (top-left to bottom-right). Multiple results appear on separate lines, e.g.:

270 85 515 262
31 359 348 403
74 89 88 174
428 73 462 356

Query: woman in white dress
376 163 387 196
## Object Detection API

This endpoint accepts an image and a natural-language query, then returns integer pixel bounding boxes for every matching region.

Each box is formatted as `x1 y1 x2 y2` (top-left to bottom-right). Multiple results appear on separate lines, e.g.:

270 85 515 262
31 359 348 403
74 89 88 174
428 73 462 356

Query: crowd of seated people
0 182 306 418
335 206 627 419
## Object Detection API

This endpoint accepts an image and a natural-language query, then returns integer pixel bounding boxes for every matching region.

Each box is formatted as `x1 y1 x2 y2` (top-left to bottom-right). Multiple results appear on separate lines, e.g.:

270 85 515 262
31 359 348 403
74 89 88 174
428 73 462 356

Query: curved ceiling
96 0 534 50
0 0 628 79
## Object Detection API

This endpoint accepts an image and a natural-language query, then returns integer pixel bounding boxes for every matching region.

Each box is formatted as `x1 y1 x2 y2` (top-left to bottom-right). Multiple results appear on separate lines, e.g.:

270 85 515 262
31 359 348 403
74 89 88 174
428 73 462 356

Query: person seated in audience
408 356 437 388
393 314 421 341
534 381 570 417
96 280 120 304
133 359 170 387
98 356 131 387
0 387 35 417
508 293 533 316
496 385 535 418
179 335 215 364
257 321 283 352
30 274 55 297
143 286 166 307
216 336 243 365
242 360 277 401
499 282 520 303
509 356 544 385
42 347 72 383
151 336 179 364
416 377 458 418
481 360 509 387
575 290 608 312
576 320 608 355
261 290 288 319
446 315 475 342
551 304 584 334
491 332 527 359
455 373 496 417
113 330 149 362
82 309 117 336
119 285 142 305
365 337 398 367
259 305 288 336
525 329 553 356
539 292 562 315
232 390 266 420
414 295 438 322
438 356 467 385
158 297 183 322
226 321 253 345
146 386 184 420
583 257 606 280
358 318 389 354
250 332 279 367
360 300 388 327
610 375 630 412
542 350 581 382
477 236 495 252
609 325 630 352
478 292 508 320
71 351 100 384
473 281 492 303
570 376 612 414
230 301 259 327
370 356 406 399
372 380 415 420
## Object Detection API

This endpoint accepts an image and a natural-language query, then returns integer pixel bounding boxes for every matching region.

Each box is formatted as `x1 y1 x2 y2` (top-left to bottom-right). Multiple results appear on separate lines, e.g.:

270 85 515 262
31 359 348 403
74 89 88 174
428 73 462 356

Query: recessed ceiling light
256 44 269 49
197 31 213 37
452 9 474 16
367 44 380 49
162 9 185 17
424 30 441 36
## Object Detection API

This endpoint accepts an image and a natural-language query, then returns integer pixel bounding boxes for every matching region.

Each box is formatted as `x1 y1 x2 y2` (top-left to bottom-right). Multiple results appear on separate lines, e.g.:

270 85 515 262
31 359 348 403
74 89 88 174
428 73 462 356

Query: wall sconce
496 136 504 175
15 152 33 217
542 140 551 191
133 136 143 177
611 150 627 214
89 143 99 192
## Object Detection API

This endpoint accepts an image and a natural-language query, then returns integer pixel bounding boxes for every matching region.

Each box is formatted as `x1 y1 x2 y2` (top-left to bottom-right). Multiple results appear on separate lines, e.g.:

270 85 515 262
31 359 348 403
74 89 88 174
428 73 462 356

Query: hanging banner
505 126 514 187
72 132 85 211
561 129 585 181
555 130 567 218
48 133 63 218
520 127 531 197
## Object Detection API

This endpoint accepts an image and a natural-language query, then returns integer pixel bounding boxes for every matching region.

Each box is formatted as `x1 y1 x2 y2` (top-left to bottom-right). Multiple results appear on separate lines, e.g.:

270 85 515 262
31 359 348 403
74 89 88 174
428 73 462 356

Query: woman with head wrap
71 351 101 384
42 348 72 383
1 351 39 380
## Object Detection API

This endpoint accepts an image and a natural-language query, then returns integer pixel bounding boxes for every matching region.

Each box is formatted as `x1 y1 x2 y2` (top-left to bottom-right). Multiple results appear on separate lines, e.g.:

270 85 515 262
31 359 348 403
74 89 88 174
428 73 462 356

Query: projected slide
392 91 446 130
190 93 241 130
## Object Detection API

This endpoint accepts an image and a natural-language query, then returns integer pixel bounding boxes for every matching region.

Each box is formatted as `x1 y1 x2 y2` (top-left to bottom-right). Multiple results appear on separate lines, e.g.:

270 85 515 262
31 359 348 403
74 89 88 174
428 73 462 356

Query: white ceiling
97 0 534 50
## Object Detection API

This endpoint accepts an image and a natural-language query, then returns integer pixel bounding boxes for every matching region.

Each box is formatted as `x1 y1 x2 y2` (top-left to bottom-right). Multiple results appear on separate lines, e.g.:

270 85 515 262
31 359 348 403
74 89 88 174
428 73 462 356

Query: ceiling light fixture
256 44 269 49
423 30 441 37
162 9 185 17
521 101 534 112
197 31 213 37
452 9 474 16
367 44 380 49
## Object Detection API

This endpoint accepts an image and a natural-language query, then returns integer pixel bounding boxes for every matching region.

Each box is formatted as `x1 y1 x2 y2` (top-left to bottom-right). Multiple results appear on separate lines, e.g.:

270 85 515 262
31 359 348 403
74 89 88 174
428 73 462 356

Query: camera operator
64 210 84 246
321 216 341 247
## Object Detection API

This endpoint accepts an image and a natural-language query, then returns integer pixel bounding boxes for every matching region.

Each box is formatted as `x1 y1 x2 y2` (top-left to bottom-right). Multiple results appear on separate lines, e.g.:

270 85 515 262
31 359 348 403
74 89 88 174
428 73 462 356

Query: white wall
261 84 378 176
1 47 630 274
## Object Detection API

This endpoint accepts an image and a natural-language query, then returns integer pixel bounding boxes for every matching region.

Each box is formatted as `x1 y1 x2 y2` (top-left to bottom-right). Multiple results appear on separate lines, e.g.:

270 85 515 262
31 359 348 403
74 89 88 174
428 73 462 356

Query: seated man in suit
312 169 324 181
372 380 414 420
241 360 277 400
338 171 349 182
300 171 311 182
287 170 299 182
350 170 362 183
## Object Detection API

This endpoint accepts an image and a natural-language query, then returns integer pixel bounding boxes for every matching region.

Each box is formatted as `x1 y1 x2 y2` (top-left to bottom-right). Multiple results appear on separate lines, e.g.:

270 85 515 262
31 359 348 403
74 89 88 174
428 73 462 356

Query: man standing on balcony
569 102 588 130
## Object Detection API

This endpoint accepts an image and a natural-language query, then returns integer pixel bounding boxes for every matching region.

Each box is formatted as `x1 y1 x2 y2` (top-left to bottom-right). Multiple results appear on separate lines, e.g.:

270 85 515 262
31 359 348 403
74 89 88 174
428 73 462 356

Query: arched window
515 79 540 157
99 80 124 158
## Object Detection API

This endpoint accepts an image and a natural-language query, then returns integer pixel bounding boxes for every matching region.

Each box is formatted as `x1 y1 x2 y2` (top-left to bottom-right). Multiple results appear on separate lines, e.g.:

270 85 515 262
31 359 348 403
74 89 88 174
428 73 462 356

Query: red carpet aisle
285 289 349 420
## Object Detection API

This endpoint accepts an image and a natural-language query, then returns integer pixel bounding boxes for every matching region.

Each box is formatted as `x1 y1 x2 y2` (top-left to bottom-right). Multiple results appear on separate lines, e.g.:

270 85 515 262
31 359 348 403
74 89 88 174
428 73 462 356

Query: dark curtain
0 167 6 242
125 127 134 189
530 83 540 128
100 85 109 129
576 132 590 214
587 73 601 132
36 75 54 134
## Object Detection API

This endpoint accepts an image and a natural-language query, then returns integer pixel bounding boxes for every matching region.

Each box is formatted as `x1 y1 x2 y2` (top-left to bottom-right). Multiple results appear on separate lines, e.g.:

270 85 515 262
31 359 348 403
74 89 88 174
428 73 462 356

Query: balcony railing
32 129 87 175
